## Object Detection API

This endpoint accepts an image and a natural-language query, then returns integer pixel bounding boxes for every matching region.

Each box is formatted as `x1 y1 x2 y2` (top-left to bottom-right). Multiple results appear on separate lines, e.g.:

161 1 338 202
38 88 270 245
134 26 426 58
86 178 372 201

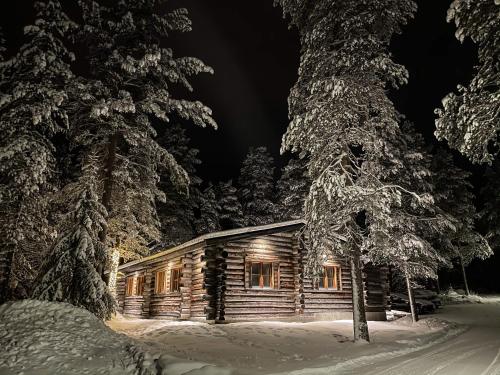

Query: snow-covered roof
118 219 305 271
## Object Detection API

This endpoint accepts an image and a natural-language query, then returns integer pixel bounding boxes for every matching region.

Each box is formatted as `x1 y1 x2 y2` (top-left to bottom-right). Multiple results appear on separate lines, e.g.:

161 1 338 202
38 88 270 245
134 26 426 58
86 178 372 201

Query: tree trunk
459 256 470 296
435 275 441 294
350 248 370 342
405 270 418 323
107 248 120 297
97 133 118 281
0 246 14 303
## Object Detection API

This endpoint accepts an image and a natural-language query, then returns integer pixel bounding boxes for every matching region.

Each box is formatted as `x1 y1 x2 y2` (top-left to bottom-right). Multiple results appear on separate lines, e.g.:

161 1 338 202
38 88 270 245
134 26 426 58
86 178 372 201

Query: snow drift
0 300 230 375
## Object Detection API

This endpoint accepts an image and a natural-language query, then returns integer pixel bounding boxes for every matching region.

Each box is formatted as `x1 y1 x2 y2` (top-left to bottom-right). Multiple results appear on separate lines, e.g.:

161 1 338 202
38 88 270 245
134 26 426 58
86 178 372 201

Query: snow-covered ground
0 300 229 375
2 297 499 375
109 309 463 374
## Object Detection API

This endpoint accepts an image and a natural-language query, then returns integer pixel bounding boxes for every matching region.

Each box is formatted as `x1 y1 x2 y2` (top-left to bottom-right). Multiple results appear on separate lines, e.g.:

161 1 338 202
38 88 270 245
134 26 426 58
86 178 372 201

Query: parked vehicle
390 292 436 315
414 288 442 309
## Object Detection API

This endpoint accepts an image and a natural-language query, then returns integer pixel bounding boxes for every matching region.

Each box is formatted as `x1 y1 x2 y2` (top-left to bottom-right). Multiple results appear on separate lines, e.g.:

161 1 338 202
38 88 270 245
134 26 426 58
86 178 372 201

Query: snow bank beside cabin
0 300 231 375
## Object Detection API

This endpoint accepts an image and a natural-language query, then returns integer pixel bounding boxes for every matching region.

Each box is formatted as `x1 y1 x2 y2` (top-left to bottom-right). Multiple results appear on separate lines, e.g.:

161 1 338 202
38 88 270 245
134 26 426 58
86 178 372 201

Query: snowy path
277 299 500 375
335 301 500 375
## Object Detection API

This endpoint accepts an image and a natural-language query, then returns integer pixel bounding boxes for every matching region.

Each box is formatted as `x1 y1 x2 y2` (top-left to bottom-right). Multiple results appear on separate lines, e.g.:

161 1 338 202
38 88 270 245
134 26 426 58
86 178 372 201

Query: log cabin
114 219 390 322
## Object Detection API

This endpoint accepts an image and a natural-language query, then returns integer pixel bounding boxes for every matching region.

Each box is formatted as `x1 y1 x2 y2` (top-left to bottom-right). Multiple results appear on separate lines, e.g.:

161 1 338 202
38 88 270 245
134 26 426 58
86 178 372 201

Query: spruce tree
369 125 449 322
276 0 417 341
217 180 245 229
435 0 499 164
0 28 5 60
69 1 216 274
238 147 276 226
431 148 492 294
157 124 203 246
33 154 114 319
195 183 221 234
276 157 310 220
480 160 500 251
0 1 75 301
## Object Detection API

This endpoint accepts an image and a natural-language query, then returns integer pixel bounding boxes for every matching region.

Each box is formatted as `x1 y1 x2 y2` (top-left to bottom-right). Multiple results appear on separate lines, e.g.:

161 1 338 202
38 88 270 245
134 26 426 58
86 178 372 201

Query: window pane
251 263 260 276
126 277 134 296
262 263 271 276
251 263 260 287
262 275 271 287
156 271 166 294
251 274 260 287
171 269 181 292
136 275 145 295
327 267 334 279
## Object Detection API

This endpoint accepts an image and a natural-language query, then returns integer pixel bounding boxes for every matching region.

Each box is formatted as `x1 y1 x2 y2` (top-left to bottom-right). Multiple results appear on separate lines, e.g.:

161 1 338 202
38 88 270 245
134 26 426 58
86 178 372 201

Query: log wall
301 257 354 317
116 273 126 314
115 225 391 322
221 232 298 321
190 245 210 320
363 263 390 313
148 258 183 319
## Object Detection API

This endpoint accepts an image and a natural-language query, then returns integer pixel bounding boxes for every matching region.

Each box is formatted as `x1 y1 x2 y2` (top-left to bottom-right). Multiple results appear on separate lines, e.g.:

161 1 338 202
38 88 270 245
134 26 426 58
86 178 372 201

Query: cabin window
250 262 273 289
170 268 181 292
155 270 167 294
318 265 342 290
125 274 145 296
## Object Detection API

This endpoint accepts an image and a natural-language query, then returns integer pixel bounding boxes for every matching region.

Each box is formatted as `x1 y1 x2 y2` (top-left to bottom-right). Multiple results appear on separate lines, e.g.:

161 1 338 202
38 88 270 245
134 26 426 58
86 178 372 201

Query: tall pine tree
157 124 203 247
435 0 499 164
33 154 114 319
276 156 310 220
480 160 500 251
431 148 492 294
0 0 75 301
238 146 276 226
369 125 449 322
276 0 417 341
217 180 245 229
195 183 221 234
68 0 216 276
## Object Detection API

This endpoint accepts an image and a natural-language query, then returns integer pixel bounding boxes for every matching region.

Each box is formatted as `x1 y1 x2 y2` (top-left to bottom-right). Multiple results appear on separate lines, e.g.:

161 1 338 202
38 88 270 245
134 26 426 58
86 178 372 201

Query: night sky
1 0 478 183
2 1 495 290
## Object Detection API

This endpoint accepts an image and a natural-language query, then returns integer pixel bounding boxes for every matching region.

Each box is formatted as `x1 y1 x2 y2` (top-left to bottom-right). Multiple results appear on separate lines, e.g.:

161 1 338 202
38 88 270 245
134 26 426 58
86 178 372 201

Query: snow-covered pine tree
238 146 276 226
276 0 417 341
157 124 202 247
0 1 75 301
69 1 216 272
276 156 310 220
0 27 5 60
435 0 500 164
480 160 500 251
195 183 221 234
431 148 492 295
369 125 449 322
33 154 114 319
217 180 245 230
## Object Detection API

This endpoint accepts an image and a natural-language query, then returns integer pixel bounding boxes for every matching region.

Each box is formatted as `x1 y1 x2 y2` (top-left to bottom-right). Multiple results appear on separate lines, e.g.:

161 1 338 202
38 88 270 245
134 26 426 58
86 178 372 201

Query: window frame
318 265 342 291
154 270 167 294
170 267 182 293
249 261 274 289
125 276 135 296
125 273 145 297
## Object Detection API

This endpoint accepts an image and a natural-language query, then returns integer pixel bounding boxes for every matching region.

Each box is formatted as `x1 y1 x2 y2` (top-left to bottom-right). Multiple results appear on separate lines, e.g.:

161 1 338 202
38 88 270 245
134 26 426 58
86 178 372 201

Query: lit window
125 274 145 296
319 265 341 290
250 262 273 288
155 270 167 294
170 268 181 292
125 276 134 296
